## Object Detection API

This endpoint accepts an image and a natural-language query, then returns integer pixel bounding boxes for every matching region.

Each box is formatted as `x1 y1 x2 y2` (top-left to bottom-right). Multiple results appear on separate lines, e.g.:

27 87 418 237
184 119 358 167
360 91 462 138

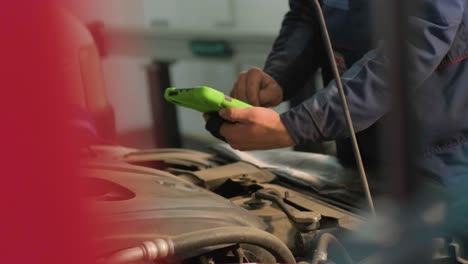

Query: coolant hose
105 226 296 264
311 233 354 264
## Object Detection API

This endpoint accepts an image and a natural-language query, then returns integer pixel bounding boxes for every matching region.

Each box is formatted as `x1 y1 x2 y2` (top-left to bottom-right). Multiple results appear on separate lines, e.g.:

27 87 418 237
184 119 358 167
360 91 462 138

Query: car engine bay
83 145 376 264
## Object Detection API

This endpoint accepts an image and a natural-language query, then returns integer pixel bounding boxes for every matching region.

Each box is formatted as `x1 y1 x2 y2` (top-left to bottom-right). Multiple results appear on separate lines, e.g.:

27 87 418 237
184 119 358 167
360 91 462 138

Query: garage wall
68 0 289 148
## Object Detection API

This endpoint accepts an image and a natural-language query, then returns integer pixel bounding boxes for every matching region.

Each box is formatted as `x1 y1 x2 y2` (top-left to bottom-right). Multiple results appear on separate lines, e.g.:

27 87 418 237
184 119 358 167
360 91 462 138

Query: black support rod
311 0 375 215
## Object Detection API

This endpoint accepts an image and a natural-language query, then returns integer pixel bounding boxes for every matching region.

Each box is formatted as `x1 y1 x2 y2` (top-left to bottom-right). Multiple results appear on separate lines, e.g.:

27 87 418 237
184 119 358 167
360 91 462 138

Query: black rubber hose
104 227 295 264
172 226 296 264
311 233 354 264
255 189 298 222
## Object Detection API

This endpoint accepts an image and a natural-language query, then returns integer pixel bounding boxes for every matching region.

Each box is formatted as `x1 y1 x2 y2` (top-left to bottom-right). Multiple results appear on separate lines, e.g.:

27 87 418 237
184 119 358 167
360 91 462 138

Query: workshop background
69 0 295 149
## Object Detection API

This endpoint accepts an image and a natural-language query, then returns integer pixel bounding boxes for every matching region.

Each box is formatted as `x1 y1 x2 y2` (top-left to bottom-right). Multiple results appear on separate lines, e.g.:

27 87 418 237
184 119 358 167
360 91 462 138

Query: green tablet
164 86 251 113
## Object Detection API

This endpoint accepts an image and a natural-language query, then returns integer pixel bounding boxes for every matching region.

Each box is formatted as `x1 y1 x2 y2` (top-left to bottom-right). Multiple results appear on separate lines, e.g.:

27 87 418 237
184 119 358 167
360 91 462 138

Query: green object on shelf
190 41 232 57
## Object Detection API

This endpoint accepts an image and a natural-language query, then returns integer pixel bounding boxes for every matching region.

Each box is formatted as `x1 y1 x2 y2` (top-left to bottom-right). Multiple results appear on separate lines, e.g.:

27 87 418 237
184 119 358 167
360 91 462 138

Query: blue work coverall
266 0 468 190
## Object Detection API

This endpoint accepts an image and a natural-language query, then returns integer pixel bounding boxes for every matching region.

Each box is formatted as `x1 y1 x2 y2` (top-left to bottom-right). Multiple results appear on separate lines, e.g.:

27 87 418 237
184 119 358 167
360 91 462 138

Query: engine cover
83 160 266 257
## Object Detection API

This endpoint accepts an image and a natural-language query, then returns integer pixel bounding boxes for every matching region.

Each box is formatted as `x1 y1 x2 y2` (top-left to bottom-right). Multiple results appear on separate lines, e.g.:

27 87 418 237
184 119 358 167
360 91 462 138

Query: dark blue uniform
265 0 468 190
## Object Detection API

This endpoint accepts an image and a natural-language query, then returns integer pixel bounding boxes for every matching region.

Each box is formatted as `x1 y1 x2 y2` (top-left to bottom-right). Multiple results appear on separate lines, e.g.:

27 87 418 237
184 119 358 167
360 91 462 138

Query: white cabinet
142 0 288 33
234 0 288 34
142 0 233 30
69 0 146 27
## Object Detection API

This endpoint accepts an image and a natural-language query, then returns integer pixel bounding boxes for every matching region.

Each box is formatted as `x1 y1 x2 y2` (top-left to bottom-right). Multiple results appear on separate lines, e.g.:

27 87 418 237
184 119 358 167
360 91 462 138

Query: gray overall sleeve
280 0 466 145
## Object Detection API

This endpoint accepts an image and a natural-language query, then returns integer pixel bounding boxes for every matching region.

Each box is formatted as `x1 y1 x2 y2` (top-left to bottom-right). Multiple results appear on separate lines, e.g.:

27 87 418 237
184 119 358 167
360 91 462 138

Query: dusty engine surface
83 145 367 263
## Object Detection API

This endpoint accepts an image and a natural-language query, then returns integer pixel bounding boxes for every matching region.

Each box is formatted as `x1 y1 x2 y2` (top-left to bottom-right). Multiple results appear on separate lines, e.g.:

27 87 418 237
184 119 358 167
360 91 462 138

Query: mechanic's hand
218 107 295 151
230 67 283 107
